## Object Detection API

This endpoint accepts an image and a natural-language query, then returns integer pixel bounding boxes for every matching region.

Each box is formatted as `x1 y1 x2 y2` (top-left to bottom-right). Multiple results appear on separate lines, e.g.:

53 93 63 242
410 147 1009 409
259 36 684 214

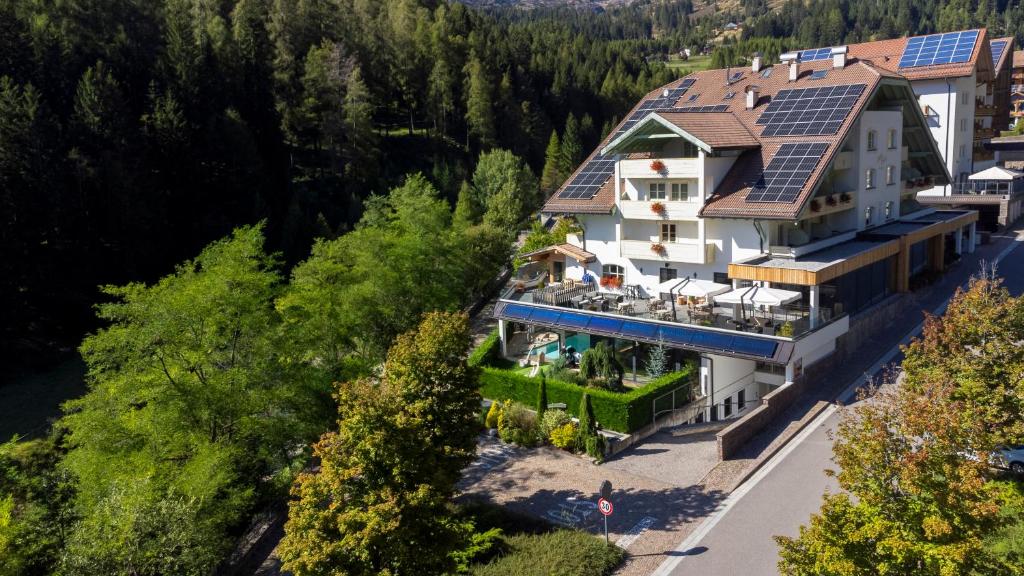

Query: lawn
462 500 625 576
665 54 712 76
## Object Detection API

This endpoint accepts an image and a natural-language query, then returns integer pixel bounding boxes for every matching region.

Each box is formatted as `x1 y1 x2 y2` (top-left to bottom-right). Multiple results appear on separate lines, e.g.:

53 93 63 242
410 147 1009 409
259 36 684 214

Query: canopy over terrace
518 243 596 284
656 277 732 299
715 286 802 307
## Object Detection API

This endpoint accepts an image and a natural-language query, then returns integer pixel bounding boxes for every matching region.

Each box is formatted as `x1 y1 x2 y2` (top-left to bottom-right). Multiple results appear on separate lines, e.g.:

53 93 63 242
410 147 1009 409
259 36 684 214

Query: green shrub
469 330 501 367
497 401 538 447
478 363 695 433
578 341 623 384
545 366 584 385
471 530 624 576
538 409 572 441
485 402 500 429
549 423 577 450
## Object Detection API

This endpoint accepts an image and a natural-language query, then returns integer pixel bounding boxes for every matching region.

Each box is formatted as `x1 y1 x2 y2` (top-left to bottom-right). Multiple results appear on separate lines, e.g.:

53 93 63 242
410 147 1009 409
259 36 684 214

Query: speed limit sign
598 498 613 516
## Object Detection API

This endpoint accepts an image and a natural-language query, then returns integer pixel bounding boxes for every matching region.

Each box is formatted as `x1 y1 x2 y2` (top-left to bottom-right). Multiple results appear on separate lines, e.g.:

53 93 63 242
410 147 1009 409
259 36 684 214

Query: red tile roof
543 29 986 220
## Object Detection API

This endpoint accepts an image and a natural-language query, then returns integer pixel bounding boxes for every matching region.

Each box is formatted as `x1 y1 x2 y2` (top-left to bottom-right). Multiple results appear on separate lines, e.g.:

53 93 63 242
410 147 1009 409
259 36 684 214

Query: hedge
478 366 694 433
470 329 695 433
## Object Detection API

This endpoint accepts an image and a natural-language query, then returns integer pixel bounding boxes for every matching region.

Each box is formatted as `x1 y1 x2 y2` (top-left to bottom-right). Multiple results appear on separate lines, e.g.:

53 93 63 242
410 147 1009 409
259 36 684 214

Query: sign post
598 480 613 545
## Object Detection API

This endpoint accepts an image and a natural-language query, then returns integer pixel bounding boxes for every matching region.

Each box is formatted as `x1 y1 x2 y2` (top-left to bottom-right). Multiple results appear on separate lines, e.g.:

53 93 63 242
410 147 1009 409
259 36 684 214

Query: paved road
656 229 1024 576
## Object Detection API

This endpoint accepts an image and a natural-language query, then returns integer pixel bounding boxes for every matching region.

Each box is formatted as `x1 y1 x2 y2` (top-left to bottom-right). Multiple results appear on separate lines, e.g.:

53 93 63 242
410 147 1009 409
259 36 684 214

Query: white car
992 445 1024 475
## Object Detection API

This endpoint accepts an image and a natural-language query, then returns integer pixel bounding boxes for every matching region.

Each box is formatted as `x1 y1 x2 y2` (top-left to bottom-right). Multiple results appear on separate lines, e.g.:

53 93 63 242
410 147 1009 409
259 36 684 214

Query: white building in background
498 36 983 424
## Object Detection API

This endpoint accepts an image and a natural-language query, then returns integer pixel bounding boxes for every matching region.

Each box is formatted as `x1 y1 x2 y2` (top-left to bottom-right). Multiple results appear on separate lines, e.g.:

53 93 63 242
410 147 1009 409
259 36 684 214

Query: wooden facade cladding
728 241 900 286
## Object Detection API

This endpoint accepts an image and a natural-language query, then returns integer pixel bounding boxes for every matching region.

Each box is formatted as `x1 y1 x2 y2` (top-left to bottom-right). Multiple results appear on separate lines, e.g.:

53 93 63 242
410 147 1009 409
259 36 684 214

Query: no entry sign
598 498 613 516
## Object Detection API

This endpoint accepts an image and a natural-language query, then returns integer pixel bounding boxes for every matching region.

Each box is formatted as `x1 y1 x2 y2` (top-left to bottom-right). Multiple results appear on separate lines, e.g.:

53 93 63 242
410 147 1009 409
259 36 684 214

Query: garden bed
470 331 696 434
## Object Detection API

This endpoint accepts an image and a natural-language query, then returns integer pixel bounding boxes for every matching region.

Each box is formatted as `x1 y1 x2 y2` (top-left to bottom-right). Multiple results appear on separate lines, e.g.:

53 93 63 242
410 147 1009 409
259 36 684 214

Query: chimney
752 52 763 73
781 51 799 81
831 45 848 69
745 84 760 110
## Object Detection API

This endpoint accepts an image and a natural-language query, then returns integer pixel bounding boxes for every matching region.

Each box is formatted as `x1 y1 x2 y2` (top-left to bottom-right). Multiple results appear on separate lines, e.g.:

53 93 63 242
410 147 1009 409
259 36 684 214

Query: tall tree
560 112 582 177
540 129 563 195
279 312 486 576
463 53 495 150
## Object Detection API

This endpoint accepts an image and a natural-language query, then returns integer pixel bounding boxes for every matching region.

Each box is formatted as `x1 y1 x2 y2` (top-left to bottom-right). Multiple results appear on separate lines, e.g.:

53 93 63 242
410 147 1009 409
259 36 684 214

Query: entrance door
553 261 564 282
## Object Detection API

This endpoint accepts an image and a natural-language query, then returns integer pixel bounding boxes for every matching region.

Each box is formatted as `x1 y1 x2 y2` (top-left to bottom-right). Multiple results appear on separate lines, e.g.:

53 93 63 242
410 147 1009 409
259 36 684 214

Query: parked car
991 445 1024 475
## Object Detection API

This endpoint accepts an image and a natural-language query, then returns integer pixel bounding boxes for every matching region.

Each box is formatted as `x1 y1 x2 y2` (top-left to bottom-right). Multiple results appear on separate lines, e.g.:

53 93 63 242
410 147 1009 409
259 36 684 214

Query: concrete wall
857 110 904 224
716 293 906 459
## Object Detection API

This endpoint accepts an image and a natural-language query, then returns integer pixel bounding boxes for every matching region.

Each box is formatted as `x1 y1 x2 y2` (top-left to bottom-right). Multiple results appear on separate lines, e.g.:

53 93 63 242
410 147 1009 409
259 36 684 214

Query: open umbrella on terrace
657 278 731 321
715 285 802 321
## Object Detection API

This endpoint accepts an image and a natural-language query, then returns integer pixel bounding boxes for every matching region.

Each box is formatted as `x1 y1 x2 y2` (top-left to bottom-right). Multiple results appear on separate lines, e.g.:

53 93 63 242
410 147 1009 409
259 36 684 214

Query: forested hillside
0 0 701 363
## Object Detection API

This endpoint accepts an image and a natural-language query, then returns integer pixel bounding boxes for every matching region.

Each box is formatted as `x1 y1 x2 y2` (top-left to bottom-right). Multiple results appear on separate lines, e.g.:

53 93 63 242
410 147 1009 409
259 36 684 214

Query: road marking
617 516 657 549
545 497 598 528
652 231 1024 576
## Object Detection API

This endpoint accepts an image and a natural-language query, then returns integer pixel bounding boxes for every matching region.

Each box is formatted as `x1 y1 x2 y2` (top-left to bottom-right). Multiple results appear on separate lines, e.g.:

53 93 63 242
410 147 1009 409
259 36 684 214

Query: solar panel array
676 104 730 113
991 39 1008 68
798 47 834 62
898 30 979 68
745 142 828 203
556 79 695 200
756 84 865 137
494 301 780 360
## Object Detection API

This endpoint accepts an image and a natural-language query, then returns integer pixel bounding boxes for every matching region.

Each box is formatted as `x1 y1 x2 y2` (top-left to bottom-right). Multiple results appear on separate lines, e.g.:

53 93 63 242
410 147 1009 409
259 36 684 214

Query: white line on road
651 231 1024 576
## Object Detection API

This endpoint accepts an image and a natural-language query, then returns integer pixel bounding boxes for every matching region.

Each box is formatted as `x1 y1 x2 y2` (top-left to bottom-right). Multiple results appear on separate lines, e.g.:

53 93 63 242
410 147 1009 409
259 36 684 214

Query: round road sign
598 498 613 516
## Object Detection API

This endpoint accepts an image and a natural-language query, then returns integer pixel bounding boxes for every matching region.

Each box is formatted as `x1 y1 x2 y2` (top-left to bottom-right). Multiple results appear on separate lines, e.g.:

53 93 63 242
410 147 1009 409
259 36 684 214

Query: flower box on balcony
650 201 666 215
650 242 666 255
826 195 838 207
650 159 666 173
839 192 852 203
599 275 622 289
810 199 821 212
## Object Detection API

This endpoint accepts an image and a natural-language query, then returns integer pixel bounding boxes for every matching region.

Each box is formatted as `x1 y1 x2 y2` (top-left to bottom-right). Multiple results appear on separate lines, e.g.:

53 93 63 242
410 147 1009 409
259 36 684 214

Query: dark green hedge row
470 329 695 433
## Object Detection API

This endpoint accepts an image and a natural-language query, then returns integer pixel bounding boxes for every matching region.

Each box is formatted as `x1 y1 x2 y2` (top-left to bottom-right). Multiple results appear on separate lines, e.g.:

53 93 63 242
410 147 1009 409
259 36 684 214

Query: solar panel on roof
798 47 834 62
729 71 744 82
724 91 736 100
760 67 773 78
991 39 1008 68
898 30 979 68
809 69 828 80
745 142 828 203
676 104 730 113
756 84 865 137
555 78 695 200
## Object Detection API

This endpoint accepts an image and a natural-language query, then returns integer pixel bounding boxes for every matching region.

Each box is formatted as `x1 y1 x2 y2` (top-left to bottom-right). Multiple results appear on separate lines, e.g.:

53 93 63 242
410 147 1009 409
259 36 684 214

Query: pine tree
453 180 481 228
463 54 495 149
540 130 563 194
560 112 582 177
644 341 669 379
343 65 378 183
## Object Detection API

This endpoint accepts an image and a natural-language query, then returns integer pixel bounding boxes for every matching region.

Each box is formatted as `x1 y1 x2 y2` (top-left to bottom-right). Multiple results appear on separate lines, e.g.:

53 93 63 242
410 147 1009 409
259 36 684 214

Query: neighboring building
1012 50 1024 126
496 47 978 424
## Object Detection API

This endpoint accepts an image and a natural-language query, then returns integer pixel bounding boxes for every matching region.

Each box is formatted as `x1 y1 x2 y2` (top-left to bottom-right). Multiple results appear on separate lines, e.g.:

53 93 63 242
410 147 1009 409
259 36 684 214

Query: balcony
620 239 715 264
620 199 701 220
619 157 699 179
976 103 997 117
831 150 855 170
806 192 855 218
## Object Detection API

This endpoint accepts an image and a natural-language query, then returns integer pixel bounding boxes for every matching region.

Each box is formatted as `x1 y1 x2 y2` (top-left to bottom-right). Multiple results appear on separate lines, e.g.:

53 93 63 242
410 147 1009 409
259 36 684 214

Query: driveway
458 425 729 576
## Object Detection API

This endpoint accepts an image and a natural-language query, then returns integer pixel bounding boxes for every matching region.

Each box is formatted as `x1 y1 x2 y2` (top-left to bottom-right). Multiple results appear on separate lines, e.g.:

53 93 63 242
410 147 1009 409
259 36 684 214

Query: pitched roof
992 37 1014 72
653 112 760 150
543 30 978 220
520 243 597 263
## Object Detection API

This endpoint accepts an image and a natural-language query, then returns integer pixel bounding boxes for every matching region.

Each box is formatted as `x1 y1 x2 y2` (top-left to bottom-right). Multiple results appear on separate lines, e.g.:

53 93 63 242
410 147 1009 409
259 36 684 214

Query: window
887 128 897 149
729 71 743 82
959 144 966 158
714 272 730 285
962 91 969 105
960 118 967 132
660 223 677 242
659 267 677 283
724 91 736 100
886 165 895 185
737 389 746 410
865 206 874 227
760 66 773 78
649 182 666 200
670 182 689 201
687 93 700 102
885 201 893 220
724 396 733 417
602 264 624 281
865 168 875 189
867 130 877 151
809 69 828 80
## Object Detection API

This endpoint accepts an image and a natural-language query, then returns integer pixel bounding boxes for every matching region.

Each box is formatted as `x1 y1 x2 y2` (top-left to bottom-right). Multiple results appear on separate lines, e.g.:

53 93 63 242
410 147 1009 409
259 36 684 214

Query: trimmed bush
471 530 624 576
469 330 501 367
485 401 500 429
549 422 577 450
477 364 695 434
538 409 572 441
497 401 538 447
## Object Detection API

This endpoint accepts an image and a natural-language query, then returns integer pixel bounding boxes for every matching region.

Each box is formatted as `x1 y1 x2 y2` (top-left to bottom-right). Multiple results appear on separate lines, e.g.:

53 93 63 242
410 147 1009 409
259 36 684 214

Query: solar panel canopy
991 39 1008 68
556 79 695 200
798 47 834 62
756 84 865 137
898 30 979 68
745 142 828 203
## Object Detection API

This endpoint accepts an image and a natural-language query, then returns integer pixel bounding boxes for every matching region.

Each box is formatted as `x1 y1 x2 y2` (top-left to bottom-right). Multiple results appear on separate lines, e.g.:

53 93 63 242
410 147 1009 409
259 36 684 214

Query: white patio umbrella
671 278 732 299
714 285 801 307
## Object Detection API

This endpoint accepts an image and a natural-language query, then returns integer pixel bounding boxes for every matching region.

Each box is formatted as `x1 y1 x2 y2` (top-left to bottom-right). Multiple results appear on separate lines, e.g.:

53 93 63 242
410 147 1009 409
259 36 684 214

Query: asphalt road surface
655 229 1024 576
